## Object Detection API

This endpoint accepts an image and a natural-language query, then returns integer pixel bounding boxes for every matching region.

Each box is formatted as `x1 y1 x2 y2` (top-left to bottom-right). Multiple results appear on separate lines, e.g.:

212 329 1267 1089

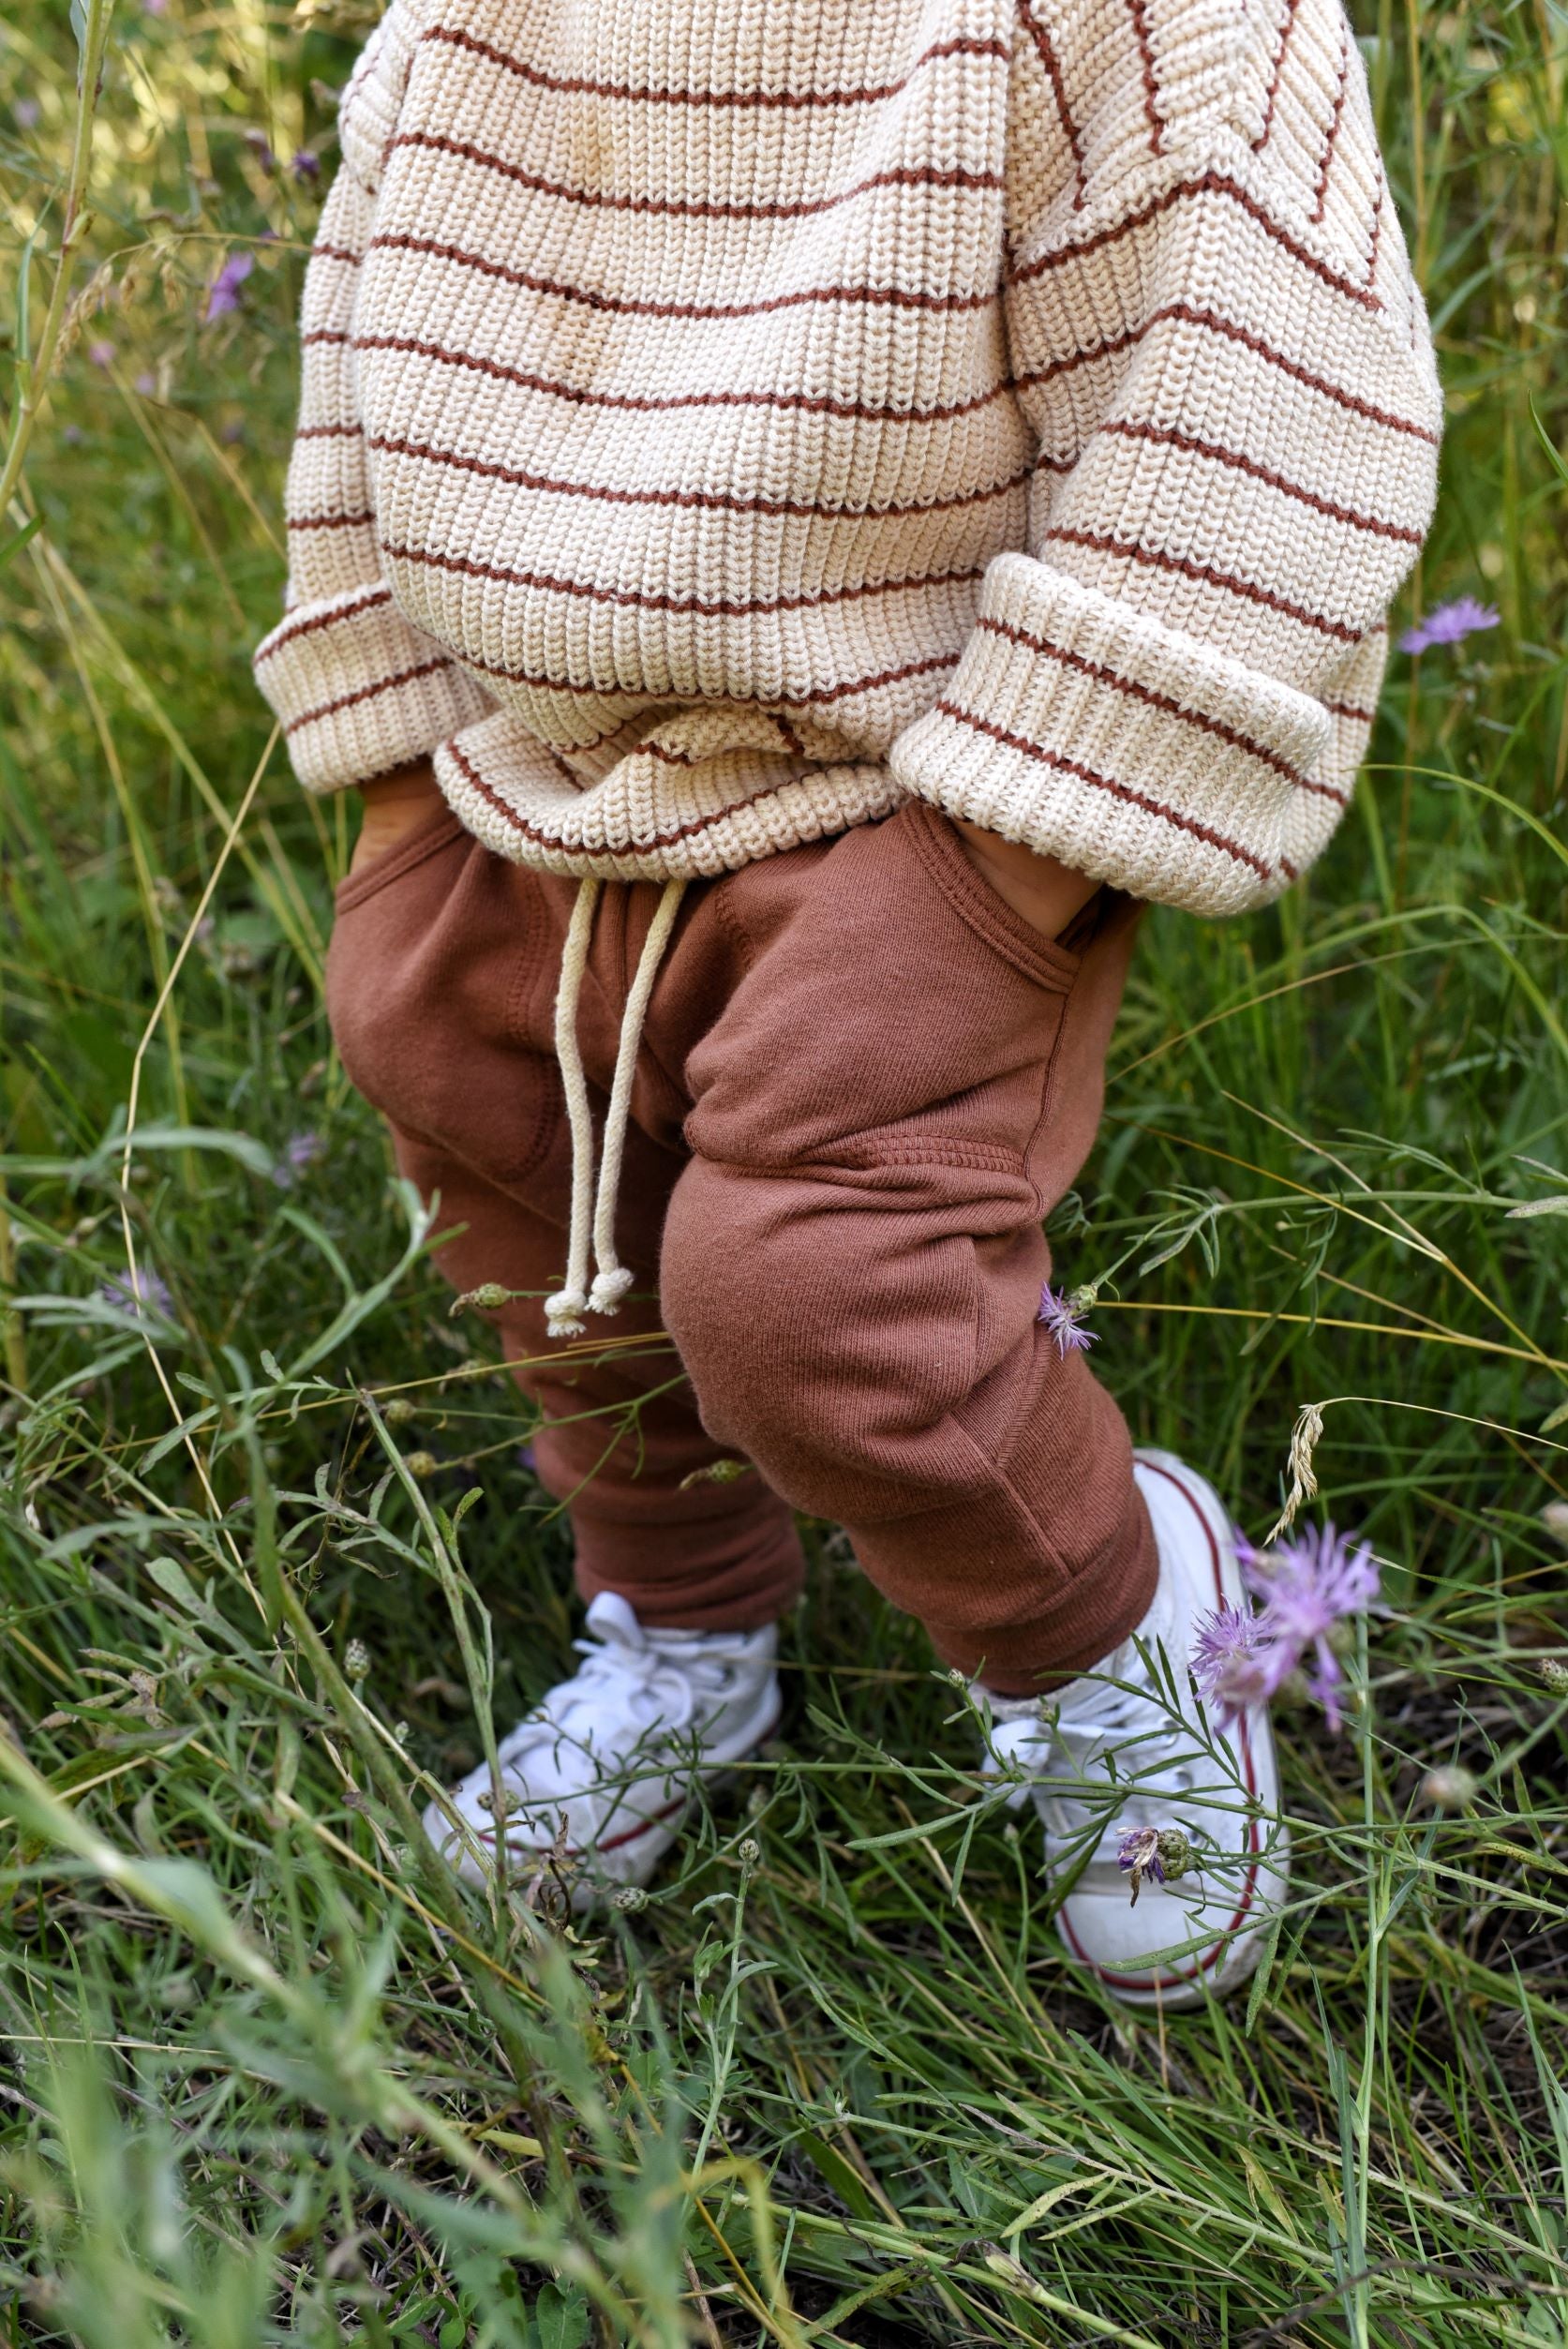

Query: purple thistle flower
271 1130 324 1188
1241 1523 1379 1732
203 249 254 323
1192 1599 1287 1729
1116 1825 1166 1906
1398 597 1500 656
291 148 321 180
1038 1282 1097 1357
98 1266 174 1322
87 338 115 369
134 370 157 396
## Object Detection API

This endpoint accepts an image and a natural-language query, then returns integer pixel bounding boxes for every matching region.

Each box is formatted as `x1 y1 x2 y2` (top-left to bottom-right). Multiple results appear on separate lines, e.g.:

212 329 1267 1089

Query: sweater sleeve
888 0 1442 917
251 12 492 792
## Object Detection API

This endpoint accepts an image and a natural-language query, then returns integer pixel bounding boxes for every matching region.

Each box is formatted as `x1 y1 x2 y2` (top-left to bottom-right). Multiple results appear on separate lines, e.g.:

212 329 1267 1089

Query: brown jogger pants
325 797 1157 1693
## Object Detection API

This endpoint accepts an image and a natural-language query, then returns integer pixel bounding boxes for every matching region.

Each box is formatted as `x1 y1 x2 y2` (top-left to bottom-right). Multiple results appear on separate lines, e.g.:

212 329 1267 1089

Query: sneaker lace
987 1640 1208 1875
497 1605 741 1785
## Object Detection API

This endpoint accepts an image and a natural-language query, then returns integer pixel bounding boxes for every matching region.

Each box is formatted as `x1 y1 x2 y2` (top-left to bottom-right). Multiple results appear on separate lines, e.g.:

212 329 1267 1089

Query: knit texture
256 0 1441 915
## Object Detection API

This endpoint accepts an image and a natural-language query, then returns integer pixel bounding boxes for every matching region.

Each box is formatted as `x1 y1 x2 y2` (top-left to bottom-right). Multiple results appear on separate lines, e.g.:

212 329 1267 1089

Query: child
257 0 1439 2002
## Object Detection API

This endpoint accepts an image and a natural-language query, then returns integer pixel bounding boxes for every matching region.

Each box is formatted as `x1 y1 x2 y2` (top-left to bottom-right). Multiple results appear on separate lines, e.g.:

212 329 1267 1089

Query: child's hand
351 762 444 871
949 819 1102 942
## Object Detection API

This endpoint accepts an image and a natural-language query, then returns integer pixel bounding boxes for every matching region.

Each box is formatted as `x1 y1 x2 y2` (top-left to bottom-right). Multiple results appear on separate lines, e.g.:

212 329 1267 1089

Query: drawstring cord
544 875 688 1341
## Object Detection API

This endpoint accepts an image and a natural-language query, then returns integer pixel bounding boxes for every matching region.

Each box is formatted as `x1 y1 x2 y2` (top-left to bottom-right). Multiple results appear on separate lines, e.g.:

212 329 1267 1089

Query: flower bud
343 1638 370 1682
1420 1765 1477 1811
737 1837 760 1868
613 1886 648 1911
384 1398 416 1426
451 1283 511 1316
1155 1827 1192 1882
1539 1503 1568 1549
1541 1657 1568 1696
405 1451 438 1481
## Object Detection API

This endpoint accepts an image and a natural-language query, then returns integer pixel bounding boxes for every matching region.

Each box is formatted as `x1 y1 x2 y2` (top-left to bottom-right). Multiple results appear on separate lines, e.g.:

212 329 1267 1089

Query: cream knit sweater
256 0 1441 917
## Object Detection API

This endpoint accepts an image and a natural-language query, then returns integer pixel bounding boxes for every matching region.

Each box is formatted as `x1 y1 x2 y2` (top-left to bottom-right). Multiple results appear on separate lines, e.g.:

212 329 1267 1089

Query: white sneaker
422 1592 780 1906
975 1450 1289 2008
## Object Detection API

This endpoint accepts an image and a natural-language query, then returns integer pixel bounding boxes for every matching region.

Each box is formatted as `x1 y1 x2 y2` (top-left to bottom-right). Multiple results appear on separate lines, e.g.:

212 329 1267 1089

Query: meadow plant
1 0 1567 2341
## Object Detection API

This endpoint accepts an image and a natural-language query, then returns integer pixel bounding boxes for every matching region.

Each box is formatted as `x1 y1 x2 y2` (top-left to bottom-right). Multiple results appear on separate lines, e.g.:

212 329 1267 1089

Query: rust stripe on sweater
1008 170 1382 313
1015 1 1087 204
448 740 804 853
975 613 1347 800
1042 526 1363 640
366 433 1031 521
367 232 1000 320
1013 300 1439 441
287 510 375 532
388 131 1004 220
286 657 453 734
255 583 394 663
1098 418 1425 541
420 23 1011 110
1126 0 1165 153
380 535 986 614
456 644 959 705
353 330 1015 426
935 698 1273 875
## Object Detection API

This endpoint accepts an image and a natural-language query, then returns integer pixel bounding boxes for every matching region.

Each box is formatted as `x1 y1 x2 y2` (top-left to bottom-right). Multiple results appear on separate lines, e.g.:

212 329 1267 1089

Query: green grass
3 0 1568 2341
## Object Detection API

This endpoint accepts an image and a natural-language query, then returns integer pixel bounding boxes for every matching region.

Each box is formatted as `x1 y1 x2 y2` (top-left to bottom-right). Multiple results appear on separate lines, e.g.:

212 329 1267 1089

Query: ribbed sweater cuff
888 555 1336 918
252 584 494 793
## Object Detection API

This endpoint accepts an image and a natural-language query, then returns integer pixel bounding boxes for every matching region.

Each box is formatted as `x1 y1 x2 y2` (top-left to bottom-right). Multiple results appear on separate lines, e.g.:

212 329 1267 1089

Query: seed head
1116 1826 1166 1906
1420 1766 1477 1812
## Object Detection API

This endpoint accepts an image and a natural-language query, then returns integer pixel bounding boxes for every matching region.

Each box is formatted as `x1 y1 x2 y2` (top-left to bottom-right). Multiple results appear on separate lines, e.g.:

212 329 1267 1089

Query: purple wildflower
291 148 321 180
516 1443 538 1473
270 1130 324 1188
1038 1282 1097 1357
15 98 40 129
1192 1599 1287 1729
1116 1825 1166 1906
87 339 115 369
142 0 168 16
1241 1523 1379 1731
62 424 83 446
98 1266 174 1322
203 249 253 323
134 370 157 396
243 128 276 172
1398 597 1500 656
219 417 245 445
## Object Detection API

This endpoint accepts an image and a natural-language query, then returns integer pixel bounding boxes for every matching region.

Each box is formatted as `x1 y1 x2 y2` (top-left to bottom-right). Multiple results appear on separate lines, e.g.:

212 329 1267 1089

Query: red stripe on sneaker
1058 1458 1264 1995
474 1703 781 1864
477 1788 687 1859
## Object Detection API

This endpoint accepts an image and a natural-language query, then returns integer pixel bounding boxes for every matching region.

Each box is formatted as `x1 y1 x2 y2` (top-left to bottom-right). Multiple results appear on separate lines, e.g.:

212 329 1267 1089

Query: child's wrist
949 818 1100 942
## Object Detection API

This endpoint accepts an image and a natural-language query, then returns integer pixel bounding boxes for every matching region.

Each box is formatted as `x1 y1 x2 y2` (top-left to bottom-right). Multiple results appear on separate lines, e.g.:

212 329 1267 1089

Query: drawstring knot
545 874 686 1341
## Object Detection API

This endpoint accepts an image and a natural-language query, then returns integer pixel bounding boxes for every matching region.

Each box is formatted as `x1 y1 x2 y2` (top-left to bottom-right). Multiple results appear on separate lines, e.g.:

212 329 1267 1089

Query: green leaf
529 2282 591 2349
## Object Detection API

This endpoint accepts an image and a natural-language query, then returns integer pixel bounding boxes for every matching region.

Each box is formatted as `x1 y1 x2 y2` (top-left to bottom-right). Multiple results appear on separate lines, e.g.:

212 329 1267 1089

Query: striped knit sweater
255 0 1441 916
